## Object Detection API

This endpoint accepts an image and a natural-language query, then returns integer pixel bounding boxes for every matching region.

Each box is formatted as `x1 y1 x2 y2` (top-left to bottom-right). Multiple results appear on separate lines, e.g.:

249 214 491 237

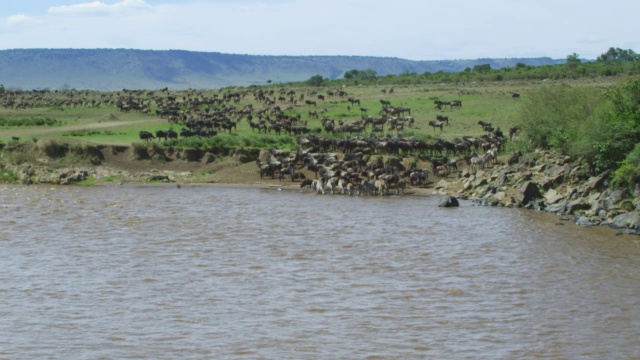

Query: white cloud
0 0 637 60
6 14 41 26
48 0 152 16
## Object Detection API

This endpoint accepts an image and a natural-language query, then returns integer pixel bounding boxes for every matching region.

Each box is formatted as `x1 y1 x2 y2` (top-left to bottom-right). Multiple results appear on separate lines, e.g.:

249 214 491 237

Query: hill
0 48 563 91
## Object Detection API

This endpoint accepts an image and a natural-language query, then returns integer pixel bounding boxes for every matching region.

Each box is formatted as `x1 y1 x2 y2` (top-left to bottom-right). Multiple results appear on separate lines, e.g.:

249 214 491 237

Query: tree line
305 47 640 87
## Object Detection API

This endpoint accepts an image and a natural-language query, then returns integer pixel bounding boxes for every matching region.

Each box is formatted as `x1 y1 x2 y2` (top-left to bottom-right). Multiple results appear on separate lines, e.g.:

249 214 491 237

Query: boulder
495 170 513 187
575 216 594 226
544 189 565 205
545 200 567 214
438 196 460 208
567 197 591 214
583 170 611 191
517 181 542 205
473 177 488 188
547 164 569 178
610 212 640 230
600 188 629 205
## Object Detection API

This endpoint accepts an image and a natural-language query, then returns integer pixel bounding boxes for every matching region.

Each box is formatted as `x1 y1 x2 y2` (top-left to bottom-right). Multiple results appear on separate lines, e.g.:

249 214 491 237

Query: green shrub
611 144 640 190
76 177 97 186
0 166 17 183
519 84 604 154
0 117 59 127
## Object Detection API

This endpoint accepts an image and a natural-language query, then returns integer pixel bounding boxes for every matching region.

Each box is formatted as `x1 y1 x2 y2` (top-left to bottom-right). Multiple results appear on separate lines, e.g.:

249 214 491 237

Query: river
1 184 639 359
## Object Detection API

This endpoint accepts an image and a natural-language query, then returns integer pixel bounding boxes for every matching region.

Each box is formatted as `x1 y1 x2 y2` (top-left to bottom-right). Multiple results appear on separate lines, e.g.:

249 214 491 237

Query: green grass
75 177 97 186
0 165 17 183
101 175 117 182
0 77 622 147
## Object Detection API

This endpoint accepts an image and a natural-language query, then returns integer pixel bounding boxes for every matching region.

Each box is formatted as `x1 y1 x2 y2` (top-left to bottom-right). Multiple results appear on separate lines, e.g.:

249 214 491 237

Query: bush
519 84 604 152
0 117 58 127
611 144 640 190
591 78 640 172
0 165 17 183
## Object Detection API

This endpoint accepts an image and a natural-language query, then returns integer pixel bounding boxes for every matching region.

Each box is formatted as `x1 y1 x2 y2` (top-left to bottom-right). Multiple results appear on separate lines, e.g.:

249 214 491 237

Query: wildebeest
279 166 294 181
436 115 449 125
259 164 276 179
478 121 493 132
396 179 406 195
374 178 388 196
409 169 429 187
139 131 154 141
305 100 317 107
155 130 168 140
512 93 520 99
347 97 360 106
428 121 444 132
358 179 376 196
166 129 178 140
509 126 520 141
312 178 325 195
469 155 486 173
300 179 313 191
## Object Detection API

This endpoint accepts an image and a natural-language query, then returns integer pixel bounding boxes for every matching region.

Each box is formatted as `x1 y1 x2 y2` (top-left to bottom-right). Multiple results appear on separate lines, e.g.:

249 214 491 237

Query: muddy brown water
1 185 639 359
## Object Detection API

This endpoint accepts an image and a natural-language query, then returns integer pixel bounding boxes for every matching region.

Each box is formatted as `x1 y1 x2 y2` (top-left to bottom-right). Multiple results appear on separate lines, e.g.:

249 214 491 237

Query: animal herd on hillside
1 85 520 194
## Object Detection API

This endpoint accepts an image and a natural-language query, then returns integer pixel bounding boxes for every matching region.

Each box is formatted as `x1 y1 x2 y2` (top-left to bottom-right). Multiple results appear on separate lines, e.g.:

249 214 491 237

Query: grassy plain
0 77 619 150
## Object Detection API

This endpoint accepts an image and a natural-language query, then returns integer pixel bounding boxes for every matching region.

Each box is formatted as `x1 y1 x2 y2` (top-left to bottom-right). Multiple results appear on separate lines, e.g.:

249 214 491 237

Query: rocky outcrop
517 181 542 205
445 149 640 234
11 164 90 185
438 195 460 207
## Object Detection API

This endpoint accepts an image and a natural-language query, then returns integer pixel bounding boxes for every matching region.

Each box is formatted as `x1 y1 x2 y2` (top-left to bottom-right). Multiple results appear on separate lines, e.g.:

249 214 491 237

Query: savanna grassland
1 48 640 190
0 77 614 147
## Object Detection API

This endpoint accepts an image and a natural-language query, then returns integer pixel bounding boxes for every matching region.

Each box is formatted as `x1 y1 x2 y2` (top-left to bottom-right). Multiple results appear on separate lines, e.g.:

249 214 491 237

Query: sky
1 0 638 61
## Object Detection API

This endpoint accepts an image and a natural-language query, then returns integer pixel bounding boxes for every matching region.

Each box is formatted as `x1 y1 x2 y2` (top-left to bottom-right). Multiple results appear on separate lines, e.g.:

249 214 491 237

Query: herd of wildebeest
1 85 521 195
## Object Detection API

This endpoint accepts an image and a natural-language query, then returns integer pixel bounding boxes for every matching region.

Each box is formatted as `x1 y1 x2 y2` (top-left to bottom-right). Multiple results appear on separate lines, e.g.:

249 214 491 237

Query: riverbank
2 139 640 235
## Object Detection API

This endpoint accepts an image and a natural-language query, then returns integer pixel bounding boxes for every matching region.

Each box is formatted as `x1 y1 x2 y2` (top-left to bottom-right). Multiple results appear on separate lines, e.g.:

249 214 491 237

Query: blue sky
1 0 638 61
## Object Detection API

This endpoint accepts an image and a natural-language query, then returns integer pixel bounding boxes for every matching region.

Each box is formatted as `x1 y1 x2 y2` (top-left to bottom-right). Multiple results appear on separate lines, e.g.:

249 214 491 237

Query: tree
306 75 324 86
566 53 581 71
343 69 377 80
597 47 640 63
473 64 491 73
343 69 359 79
590 78 640 172
566 53 581 63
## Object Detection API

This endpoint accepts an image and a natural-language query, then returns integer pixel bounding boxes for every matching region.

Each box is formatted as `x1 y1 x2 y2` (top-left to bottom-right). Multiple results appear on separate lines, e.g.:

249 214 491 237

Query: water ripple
1 185 639 359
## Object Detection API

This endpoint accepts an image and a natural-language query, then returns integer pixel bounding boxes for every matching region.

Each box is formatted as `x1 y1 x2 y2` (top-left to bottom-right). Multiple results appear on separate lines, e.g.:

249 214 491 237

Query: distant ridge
0 48 564 91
